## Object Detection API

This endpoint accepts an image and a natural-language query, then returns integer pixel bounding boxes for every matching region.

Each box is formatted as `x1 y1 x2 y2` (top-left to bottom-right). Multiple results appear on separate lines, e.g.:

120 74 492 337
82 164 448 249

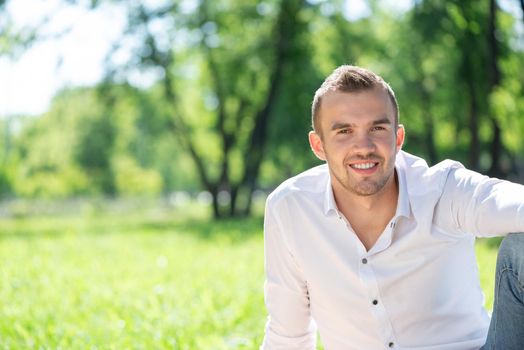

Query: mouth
347 161 380 175
350 162 378 170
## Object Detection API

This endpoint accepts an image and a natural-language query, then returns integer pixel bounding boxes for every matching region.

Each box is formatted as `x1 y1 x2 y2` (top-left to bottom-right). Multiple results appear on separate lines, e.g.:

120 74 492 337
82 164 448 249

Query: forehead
319 89 394 126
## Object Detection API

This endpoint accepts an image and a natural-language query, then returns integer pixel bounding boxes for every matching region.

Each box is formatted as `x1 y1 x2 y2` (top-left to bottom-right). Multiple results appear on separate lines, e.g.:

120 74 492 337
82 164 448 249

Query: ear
309 131 326 161
396 124 405 152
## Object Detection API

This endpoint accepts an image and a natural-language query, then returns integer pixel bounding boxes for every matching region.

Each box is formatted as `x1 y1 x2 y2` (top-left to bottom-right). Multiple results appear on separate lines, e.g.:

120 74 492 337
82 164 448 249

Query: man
261 65 524 349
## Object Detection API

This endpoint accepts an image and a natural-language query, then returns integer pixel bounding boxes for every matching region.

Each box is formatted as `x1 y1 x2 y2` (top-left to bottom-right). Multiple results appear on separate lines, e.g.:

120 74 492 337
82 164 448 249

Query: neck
333 172 399 251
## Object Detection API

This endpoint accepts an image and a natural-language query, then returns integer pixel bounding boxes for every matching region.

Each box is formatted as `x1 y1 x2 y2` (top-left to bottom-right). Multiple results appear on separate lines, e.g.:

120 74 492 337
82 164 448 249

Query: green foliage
0 8 38 57
113 155 163 195
6 84 198 198
73 102 116 194
2 0 524 202
0 120 13 196
12 91 93 197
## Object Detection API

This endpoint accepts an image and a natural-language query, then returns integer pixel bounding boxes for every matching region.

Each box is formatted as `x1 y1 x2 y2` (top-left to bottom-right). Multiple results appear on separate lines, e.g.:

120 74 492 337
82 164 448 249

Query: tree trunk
211 187 221 219
410 6 438 164
424 112 437 165
520 0 524 25
467 76 480 171
487 0 504 177
418 81 438 164
237 0 305 216
458 3 481 171
155 0 305 219
489 122 503 177
462 45 480 171
229 186 239 217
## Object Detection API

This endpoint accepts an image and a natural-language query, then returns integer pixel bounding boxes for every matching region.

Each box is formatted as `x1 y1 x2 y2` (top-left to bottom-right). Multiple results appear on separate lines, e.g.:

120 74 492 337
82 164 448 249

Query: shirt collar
323 175 338 216
322 155 412 219
395 160 412 219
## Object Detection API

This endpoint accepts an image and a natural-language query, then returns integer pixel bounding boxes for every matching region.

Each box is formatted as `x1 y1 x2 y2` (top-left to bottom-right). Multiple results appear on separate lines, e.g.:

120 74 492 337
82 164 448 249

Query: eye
370 126 386 132
337 128 350 135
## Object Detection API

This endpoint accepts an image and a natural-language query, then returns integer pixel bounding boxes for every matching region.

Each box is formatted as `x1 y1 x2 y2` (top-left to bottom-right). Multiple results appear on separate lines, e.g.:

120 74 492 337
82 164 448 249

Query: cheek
374 137 393 148
375 140 398 159
322 144 347 163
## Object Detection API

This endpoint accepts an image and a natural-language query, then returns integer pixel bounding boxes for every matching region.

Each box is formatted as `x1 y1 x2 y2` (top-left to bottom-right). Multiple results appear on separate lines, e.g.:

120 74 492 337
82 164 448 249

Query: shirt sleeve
434 166 524 237
261 198 317 350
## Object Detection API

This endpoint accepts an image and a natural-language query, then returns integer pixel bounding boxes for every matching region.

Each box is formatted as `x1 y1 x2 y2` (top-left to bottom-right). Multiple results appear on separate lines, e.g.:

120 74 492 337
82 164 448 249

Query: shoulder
397 151 465 195
267 163 329 208
398 150 464 175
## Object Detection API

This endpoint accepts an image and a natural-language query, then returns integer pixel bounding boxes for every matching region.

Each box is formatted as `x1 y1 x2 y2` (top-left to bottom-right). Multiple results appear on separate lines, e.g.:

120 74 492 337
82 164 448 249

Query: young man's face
309 89 404 198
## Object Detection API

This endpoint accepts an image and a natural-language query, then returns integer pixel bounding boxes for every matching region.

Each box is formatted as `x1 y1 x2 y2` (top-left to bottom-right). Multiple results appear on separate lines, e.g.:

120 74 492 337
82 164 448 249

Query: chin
352 187 381 197
350 179 389 196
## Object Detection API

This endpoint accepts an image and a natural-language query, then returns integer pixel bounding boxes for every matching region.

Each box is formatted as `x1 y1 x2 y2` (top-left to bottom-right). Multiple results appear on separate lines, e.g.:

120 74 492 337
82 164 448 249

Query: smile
350 162 378 170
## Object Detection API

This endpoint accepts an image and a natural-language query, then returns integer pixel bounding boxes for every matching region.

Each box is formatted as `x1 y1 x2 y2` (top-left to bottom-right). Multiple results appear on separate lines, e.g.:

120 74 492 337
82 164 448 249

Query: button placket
362 258 397 349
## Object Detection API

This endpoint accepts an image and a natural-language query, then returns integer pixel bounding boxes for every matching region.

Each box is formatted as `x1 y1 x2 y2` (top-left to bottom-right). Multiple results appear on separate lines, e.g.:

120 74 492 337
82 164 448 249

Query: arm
261 200 316 350
435 166 524 237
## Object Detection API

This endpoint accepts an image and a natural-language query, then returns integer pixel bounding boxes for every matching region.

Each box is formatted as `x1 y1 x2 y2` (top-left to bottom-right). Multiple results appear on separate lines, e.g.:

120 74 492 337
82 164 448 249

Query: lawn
0 200 501 349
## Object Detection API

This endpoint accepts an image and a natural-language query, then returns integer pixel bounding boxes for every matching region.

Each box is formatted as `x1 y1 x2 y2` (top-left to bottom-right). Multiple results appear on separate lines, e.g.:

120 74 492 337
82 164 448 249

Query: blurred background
1 0 523 218
0 0 523 349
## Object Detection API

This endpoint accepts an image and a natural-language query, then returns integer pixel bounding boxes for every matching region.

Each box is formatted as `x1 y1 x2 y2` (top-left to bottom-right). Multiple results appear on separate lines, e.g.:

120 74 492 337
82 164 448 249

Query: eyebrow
330 116 392 131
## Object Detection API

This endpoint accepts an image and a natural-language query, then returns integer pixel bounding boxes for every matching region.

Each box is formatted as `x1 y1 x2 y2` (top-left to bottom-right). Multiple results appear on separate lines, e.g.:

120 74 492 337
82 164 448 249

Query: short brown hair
311 65 399 135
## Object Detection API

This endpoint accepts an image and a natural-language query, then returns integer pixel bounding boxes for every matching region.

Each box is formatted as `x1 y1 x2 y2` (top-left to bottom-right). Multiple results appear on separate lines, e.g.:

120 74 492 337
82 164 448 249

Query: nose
352 132 376 155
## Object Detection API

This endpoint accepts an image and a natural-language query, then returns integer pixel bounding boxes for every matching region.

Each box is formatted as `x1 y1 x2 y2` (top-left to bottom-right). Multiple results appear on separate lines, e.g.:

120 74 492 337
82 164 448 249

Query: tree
0 118 13 196
404 0 508 173
100 0 313 218
3 0 524 207
10 86 170 197
520 0 524 24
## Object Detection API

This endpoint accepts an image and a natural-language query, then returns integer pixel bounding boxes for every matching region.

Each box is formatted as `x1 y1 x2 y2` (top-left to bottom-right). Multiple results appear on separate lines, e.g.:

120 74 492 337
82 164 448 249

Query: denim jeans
481 233 524 350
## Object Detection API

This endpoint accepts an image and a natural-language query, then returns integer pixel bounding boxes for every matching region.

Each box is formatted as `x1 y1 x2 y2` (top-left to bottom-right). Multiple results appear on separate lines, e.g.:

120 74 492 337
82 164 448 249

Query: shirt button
362 258 368 264
372 299 378 305
388 342 394 347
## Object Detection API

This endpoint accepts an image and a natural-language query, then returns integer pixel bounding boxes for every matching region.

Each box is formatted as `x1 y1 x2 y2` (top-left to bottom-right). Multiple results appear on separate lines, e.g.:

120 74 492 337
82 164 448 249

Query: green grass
1 204 265 350
0 202 502 349
475 237 502 311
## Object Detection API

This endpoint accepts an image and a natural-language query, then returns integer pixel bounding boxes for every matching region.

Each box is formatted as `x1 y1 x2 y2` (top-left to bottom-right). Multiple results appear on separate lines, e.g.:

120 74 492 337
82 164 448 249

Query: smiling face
309 88 404 198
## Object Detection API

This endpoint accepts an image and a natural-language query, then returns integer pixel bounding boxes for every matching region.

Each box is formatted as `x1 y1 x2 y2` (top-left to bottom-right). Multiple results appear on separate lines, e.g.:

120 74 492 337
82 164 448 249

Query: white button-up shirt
262 151 524 350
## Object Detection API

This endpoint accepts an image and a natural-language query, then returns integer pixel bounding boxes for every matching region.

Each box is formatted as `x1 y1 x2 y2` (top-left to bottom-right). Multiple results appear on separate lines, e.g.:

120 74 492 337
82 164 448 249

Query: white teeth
351 162 376 170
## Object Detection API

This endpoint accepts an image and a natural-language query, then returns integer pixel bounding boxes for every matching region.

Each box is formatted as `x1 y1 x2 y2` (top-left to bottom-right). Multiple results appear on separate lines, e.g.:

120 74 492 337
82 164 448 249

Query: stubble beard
333 157 394 197
345 170 392 196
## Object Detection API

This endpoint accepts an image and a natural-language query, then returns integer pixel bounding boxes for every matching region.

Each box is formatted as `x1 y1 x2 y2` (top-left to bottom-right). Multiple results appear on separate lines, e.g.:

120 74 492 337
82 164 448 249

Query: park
1 0 523 348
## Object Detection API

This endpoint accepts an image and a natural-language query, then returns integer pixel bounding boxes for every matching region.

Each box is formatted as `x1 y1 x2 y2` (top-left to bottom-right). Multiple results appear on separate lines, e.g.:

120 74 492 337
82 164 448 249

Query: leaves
1 0 524 205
